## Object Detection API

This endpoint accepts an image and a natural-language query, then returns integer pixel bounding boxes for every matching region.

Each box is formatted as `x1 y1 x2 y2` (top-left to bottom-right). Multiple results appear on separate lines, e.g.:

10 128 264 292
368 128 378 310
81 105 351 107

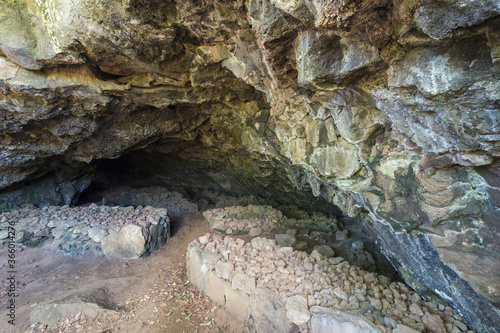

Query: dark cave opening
0 141 401 280
76 147 344 217
70 148 400 280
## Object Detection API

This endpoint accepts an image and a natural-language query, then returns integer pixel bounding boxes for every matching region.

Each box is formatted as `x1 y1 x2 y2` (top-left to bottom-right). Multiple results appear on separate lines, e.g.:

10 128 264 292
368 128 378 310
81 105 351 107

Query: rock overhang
0 0 499 331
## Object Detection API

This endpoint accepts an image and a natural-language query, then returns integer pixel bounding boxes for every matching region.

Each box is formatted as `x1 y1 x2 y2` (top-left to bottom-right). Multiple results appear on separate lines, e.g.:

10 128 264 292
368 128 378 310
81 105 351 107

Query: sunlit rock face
0 0 499 331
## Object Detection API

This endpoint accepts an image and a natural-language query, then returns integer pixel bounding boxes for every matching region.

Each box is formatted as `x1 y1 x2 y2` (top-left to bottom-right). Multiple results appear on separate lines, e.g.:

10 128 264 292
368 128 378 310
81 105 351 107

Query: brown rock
422 312 446 333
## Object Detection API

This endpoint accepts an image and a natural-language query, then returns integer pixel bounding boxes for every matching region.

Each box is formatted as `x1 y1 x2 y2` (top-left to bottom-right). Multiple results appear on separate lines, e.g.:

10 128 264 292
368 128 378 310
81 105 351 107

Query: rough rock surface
0 0 499 331
0 204 170 258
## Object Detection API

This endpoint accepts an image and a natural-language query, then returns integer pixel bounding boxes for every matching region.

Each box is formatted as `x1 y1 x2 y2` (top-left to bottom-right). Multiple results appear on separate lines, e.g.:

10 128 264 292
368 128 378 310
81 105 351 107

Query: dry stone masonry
0 204 170 259
200 191 274 209
97 186 199 215
283 215 338 231
202 205 286 235
203 205 381 273
187 234 473 333
202 205 340 238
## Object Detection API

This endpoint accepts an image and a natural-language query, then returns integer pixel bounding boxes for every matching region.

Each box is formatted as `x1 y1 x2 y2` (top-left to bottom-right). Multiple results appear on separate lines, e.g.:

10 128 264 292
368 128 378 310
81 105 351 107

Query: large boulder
101 224 146 259
309 306 382 333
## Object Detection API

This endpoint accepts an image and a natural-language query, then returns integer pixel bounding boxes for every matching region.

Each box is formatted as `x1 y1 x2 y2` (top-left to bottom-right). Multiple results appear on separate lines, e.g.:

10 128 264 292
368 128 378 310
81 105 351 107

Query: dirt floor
0 212 253 333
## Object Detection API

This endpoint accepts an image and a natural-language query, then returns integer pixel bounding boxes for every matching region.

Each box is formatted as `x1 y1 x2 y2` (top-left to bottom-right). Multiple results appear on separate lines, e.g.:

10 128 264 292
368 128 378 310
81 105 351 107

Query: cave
1 0 499 332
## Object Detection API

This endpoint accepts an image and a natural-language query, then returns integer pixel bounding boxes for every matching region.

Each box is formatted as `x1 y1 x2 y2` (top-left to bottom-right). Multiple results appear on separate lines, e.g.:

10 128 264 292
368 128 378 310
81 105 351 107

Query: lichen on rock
0 0 499 331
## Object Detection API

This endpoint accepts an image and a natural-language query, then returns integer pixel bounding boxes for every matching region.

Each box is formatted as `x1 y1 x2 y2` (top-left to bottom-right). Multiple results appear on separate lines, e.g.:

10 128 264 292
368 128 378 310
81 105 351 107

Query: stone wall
201 204 395 275
90 186 199 215
0 205 170 258
202 205 286 235
0 0 498 331
187 234 472 333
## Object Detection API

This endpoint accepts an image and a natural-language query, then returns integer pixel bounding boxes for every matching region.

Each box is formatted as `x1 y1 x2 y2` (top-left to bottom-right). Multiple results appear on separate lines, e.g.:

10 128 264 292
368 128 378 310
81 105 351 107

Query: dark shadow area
78 147 343 217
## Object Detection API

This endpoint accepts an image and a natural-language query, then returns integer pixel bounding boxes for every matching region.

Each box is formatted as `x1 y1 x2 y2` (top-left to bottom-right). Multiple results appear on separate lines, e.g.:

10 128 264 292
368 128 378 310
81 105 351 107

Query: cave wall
0 0 499 331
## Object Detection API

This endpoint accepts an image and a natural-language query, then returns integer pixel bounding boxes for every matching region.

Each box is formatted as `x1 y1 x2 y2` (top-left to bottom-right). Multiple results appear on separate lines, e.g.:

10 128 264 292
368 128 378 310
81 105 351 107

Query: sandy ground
0 212 252 333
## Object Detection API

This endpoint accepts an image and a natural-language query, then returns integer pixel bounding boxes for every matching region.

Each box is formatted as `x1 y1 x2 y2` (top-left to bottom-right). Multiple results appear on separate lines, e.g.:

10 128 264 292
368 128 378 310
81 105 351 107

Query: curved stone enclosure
0 0 499 331
187 234 471 333
0 205 170 259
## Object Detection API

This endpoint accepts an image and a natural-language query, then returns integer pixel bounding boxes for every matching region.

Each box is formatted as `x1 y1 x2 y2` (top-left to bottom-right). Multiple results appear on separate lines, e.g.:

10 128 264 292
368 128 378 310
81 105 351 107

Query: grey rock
270 0 314 27
323 88 383 144
414 0 500 40
225 284 251 321
377 275 391 285
0 229 9 239
248 0 295 44
364 273 375 282
486 22 500 63
186 241 207 292
215 260 234 280
453 319 468 332
51 228 67 240
309 306 382 333
328 257 344 265
310 140 361 179
393 324 420 333
285 295 310 325
313 245 335 257
198 234 210 245
294 240 308 250
422 312 446 333
204 270 226 306
335 230 348 241
381 40 500 153
352 241 364 249
297 31 380 89
88 227 108 243
251 237 276 249
409 303 424 317
145 221 170 254
362 218 500 333
275 233 297 247
249 287 294 333
249 227 262 236
370 298 382 310
310 250 324 262
232 273 256 295
279 246 294 253
384 316 399 329
15 230 26 242
0 2 498 332
202 250 222 271
101 225 146 259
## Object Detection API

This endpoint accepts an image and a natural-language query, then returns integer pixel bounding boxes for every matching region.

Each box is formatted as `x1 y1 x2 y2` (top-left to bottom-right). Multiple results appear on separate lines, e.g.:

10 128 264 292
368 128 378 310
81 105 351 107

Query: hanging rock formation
0 0 499 331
